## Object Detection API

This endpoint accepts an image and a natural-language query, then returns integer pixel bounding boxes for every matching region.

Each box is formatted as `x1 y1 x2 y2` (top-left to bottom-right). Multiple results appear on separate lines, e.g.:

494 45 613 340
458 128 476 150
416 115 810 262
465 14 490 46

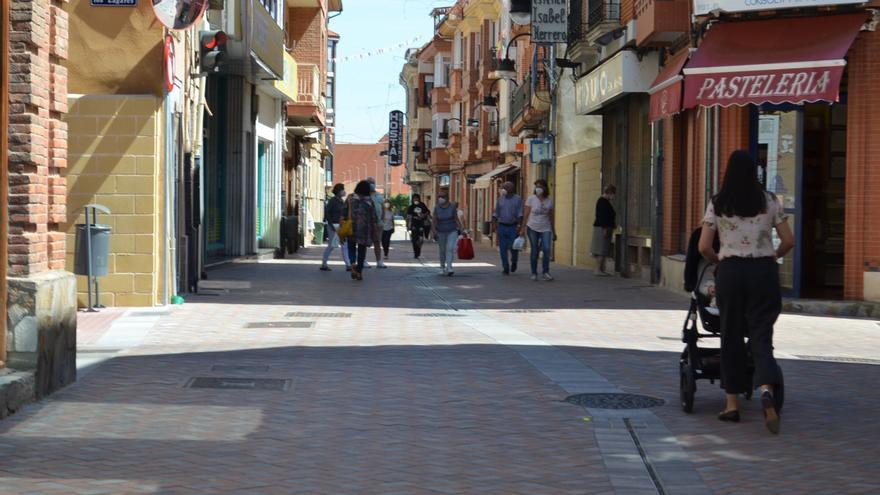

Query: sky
329 0 446 144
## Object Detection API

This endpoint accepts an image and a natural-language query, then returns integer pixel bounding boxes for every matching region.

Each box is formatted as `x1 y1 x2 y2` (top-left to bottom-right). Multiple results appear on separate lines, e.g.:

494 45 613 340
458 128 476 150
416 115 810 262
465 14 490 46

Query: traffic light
199 30 228 74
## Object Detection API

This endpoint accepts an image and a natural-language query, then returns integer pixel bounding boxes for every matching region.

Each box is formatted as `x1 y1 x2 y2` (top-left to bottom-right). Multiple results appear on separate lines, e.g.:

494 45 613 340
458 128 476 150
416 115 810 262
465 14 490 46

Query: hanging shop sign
694 0 865 16
531 0 568 43
530 138 552 163
273 51 298 102
575 51 659 114
163 35 175 92
151 0 207 30
249 0 285 78
388 110 404 167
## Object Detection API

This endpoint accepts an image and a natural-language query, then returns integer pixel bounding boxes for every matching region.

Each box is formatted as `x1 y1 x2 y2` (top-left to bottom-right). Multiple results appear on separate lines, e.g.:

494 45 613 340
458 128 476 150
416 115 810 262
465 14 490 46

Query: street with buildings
2 0 880 492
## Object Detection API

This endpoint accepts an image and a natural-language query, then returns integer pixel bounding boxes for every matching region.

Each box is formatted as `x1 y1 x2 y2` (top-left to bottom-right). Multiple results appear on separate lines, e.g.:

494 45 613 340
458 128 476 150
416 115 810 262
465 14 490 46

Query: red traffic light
201 31 227 50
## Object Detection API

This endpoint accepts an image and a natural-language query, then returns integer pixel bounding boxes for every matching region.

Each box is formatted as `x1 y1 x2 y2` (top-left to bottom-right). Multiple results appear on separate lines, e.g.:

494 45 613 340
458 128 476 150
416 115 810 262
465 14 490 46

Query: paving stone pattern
0 241 877 494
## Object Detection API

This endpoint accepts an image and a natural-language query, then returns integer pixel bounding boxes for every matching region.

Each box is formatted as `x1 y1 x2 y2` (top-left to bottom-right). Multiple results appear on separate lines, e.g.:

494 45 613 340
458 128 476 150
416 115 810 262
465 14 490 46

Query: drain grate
186 377 291 391
407 313 465 318
285 312 352 318
565 393 665 410
211 365 270 373
795 355 880 365
246 321 314 328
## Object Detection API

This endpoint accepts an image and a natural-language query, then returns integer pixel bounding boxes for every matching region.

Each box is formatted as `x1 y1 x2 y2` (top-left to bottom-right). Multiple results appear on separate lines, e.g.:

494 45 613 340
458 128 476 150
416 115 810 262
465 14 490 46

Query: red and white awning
648 50 691 122
683 14 866 109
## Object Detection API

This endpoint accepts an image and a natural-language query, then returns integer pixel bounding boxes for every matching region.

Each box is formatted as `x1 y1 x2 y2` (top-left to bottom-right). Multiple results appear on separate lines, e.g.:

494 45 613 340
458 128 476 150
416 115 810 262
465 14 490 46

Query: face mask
384 203 391 208
500 189 509 197
370 183 376 192
437 197 447 205
535 187 544 196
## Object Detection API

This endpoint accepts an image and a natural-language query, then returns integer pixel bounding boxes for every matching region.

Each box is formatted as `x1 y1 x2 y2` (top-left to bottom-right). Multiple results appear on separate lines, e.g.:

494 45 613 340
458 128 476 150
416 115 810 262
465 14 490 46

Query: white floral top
702 192 787 260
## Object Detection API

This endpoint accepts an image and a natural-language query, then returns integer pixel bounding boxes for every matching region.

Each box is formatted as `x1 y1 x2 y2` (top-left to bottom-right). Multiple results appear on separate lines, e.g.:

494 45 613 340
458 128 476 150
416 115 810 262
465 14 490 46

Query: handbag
337 200 353 240
457 233 475 260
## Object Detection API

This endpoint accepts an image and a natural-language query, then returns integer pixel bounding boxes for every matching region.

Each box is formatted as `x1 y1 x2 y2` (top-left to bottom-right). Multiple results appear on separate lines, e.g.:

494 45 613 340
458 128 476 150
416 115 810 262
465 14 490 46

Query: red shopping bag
457 234 475 260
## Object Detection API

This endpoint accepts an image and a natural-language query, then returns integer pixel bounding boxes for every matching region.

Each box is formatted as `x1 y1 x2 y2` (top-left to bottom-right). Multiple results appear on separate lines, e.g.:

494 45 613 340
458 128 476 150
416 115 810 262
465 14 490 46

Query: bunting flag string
332 35 428 64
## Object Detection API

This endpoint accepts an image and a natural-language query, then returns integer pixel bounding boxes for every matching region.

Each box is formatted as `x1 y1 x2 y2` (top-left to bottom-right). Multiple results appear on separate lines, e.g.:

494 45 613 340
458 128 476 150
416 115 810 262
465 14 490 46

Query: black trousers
410 229 423 258
347 242 369 272
716 257 782 394
382 229 394 256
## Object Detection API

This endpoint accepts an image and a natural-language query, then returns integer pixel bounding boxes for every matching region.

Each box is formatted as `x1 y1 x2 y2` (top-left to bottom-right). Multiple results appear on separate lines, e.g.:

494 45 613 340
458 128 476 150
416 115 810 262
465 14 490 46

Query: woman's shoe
542 273 554 281
717 410 741 422
319 265 331 272
761 390 781 434
350 269 359 280
356 272 363 281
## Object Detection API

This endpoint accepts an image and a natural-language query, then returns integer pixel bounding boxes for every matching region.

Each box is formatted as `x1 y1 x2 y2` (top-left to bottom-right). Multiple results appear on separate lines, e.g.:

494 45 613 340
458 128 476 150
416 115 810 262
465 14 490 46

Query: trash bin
313 222 324 245
74 224 111 276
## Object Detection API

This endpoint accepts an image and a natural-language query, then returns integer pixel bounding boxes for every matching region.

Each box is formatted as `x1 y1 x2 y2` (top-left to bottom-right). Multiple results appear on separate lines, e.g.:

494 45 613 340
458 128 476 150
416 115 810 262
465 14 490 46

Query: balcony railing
589 0 621 25
569 0 621 42
295 63 321 106
510 74 530 123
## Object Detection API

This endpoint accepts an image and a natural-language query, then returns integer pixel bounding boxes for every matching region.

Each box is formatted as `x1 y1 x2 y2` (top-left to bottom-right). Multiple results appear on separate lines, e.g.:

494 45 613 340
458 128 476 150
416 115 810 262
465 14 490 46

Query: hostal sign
531 0 567 44
388 110 404 166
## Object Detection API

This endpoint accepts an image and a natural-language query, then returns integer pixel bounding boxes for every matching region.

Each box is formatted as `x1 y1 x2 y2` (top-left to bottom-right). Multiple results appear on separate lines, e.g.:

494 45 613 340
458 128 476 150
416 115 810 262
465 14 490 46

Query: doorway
755 103 846 299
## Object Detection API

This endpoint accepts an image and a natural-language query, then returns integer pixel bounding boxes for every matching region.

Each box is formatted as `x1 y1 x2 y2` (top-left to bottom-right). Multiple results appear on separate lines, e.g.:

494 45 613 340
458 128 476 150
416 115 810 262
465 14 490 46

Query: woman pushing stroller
698 150 794 434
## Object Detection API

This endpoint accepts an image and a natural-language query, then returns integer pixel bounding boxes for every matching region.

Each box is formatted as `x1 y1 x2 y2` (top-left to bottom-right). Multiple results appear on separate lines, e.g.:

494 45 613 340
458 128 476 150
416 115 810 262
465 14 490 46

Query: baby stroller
679 227 784 413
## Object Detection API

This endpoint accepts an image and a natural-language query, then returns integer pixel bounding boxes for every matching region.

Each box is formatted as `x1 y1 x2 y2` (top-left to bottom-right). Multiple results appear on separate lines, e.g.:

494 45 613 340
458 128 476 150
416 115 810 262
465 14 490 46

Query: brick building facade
2 0 77 415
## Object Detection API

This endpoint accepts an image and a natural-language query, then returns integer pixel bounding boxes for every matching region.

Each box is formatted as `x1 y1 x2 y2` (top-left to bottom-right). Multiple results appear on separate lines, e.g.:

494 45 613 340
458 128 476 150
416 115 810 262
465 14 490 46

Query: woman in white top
699 150 795 435
520 179 557 281
380 201 395 259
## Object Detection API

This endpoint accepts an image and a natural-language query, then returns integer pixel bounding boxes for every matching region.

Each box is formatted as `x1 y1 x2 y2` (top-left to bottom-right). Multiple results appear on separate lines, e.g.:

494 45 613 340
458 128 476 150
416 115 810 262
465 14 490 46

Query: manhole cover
186 377 291 391
407 313 465 318
246 321 314 328
564 393 665 410
211 365 270 372
286 312 352 318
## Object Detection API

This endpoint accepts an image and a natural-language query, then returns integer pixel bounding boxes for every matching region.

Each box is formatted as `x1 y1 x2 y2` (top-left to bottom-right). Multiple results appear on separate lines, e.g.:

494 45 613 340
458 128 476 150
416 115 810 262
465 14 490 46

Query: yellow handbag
337 200 353 239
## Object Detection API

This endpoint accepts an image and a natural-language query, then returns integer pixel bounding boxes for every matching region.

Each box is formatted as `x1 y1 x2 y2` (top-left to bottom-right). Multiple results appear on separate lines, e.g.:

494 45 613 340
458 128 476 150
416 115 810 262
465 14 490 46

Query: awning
648 50 691 122
683 14 866 109
474 164 518 189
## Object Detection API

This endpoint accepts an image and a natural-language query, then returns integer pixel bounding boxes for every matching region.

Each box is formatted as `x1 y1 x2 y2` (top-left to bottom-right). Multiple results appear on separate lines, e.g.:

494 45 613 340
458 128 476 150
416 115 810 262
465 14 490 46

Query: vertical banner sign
531 0 567 43
388 110 404 167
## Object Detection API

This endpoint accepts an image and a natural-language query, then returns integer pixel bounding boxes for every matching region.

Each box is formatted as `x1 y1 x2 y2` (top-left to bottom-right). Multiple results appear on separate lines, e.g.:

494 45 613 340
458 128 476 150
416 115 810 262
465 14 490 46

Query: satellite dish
151 0 209 30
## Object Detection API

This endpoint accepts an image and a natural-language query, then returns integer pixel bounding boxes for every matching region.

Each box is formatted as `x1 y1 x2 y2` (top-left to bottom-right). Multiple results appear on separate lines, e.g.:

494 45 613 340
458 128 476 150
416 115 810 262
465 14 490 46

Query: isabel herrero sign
531 0 568 44
387 110 404 167
693 0 864 15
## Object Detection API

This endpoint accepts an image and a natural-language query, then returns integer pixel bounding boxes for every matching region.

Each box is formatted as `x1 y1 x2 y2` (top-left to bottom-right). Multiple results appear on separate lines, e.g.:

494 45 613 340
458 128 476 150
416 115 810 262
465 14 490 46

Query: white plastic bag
512 236 526 251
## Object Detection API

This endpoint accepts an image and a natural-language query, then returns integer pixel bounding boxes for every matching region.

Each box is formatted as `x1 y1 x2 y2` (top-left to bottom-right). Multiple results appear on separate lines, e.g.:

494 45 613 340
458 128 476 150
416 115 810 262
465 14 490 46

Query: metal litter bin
74 224 111 276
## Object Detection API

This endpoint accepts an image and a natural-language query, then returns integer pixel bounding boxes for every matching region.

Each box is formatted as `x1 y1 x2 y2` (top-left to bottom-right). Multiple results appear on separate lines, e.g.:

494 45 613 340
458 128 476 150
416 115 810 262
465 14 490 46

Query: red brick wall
718 105 750 179
7 0 68 275
288 5 327 85
661 114 685 255
843 29 880 300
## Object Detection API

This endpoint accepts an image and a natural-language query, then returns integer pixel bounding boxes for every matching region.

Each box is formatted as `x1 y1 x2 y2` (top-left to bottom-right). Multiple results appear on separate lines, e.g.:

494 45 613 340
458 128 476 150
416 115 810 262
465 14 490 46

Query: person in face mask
520 179 556 281
366 177 387 268
380 199 396 259
320 183 352 271
431 188 463 276
406 194 429 259
492 181 524 276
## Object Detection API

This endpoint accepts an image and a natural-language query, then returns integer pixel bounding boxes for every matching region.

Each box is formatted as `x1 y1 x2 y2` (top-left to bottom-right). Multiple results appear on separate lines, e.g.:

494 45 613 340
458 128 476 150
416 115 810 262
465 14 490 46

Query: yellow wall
67 0 164 95
554 148 602 269
66 95 163 307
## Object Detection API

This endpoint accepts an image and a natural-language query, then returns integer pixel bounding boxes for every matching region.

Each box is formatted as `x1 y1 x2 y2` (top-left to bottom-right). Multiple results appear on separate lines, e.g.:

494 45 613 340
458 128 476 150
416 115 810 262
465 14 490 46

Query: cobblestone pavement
1 240 878 494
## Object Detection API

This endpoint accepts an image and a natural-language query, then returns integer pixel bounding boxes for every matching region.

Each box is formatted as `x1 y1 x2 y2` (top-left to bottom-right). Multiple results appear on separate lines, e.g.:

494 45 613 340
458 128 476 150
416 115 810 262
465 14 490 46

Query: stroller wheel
680 361 696 413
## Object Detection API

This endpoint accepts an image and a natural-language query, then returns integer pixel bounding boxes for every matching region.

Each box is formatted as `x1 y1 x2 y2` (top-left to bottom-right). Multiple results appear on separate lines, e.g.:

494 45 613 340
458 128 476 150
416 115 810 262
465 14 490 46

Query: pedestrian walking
591 185 617 276
406 194 429 259
520 179 556 281
431 188 463 276
319 183 351 271
492 181 523 275
367 177 388 268
699 150 794 434
343 180 381 281
381 200 395 259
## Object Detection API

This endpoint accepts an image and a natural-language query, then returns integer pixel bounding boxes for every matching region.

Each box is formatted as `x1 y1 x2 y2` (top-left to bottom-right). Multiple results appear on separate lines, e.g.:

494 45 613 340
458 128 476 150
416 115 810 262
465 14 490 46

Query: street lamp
482 78 519 109
510 0 531 26
438 118 462 141
491 32 530 80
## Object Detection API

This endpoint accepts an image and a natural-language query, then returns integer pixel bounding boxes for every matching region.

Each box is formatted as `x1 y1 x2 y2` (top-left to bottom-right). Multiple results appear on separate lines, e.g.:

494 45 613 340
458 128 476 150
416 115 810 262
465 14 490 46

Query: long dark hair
354 180 372 197
712 150 767 218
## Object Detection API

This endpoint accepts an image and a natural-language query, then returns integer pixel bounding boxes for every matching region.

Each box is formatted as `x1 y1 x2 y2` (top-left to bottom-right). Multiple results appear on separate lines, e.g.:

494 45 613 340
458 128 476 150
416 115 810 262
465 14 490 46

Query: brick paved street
1 241 879 494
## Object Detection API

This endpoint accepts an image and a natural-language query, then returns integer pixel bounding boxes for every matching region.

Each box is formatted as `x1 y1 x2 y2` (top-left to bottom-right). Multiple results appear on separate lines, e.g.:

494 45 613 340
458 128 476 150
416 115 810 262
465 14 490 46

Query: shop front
576 50 660 281
679 12 868 299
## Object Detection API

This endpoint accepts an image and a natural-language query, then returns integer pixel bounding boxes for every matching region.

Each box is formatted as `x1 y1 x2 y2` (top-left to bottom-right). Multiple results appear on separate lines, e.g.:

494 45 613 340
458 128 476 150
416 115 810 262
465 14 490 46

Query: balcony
634 0 689 47
430 86 451 113
568 0 621 63
430 147 451 173
479 48 500 86
287 63 325 127
462 67 480 96
509 72 550 135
